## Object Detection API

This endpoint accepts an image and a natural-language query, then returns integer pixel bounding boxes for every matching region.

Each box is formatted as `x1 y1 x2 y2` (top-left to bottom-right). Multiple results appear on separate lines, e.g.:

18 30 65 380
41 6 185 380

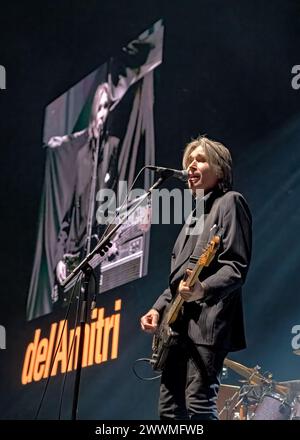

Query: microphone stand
85 134 101 256
63 173 168 420
71 265 92 420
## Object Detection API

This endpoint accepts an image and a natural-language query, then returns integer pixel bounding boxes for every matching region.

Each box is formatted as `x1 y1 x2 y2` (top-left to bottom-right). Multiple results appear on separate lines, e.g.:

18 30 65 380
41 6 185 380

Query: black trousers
159 338 227 420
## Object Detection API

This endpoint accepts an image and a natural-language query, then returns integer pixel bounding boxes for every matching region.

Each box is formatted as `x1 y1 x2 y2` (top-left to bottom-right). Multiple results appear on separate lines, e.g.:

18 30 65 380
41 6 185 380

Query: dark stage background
0 0 300 419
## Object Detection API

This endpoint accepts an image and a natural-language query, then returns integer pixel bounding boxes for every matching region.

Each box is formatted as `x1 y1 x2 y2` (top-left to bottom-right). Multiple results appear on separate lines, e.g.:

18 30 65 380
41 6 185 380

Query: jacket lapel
168 189 223 285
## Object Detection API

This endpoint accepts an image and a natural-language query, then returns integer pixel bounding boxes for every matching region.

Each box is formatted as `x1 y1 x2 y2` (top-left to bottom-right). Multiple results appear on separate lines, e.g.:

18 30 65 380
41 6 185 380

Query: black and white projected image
26 20 164 320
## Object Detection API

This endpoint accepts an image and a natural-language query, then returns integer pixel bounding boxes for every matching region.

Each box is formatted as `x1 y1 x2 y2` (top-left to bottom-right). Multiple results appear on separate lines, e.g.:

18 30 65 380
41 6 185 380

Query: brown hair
182 135 233 192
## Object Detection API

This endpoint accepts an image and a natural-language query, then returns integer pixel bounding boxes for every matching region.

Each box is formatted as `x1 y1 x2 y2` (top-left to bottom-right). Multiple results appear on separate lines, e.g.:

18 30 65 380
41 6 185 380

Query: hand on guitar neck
177 269 205 302
140 268 205 336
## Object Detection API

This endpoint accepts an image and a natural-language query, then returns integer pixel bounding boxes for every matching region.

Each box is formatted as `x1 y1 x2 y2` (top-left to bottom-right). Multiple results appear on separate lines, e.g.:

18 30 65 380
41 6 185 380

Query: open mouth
188 175 201 184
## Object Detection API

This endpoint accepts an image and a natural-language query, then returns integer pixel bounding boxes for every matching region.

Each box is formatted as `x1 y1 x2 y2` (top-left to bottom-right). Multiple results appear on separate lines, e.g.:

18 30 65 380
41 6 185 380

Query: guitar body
151 322 180 372
51 252 81 306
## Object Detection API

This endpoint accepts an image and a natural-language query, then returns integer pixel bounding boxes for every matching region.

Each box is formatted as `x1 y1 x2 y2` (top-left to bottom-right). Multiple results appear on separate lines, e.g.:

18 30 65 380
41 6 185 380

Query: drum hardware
278 380 300 401
235 388 251 420
291 395 300 420
223 358 289 395
234 385 260 420
218 387 241 420
221 358 293 420
219 381 262 420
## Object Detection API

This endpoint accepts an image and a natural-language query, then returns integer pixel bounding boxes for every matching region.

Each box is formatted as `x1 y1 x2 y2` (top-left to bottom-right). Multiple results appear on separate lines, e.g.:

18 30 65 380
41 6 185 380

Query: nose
188 159 197 171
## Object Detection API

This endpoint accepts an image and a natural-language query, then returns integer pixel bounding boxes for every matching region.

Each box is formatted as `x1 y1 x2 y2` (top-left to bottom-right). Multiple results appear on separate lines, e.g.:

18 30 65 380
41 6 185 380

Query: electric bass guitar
151 226 222 371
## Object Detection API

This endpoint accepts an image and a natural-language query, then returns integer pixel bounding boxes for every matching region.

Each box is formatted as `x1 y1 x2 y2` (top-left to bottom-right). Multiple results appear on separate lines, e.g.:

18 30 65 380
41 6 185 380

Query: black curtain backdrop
0 0 300 420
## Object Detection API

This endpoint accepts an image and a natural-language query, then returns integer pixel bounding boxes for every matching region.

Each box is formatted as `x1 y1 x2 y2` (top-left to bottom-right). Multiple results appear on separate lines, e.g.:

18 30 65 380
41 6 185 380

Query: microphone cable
34 272 82 419
132 357 161 381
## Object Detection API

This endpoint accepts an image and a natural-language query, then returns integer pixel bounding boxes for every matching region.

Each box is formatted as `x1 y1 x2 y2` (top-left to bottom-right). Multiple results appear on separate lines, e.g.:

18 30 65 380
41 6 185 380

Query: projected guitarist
53 83 119 292
140 136 252 420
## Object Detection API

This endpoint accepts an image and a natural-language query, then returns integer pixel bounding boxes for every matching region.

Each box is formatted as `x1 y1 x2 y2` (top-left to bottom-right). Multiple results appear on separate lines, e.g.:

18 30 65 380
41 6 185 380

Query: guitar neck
166 293 184 325
166 264 204 325
185 263 204 288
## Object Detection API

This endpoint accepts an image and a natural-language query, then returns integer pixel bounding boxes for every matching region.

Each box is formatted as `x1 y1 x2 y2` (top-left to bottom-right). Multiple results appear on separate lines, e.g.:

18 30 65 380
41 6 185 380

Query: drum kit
219 358 300 420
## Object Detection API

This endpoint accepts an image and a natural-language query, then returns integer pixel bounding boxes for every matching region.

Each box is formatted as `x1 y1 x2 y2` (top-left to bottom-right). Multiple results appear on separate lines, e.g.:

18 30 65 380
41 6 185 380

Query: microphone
146 165 188 182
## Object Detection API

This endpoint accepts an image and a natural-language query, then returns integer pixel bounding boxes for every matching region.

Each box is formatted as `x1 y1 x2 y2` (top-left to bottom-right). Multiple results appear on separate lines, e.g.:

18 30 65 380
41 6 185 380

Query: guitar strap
187 194 225 269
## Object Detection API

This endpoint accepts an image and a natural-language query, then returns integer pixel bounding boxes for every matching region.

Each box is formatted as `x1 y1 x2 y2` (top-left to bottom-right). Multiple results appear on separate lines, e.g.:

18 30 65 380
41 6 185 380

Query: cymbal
224 358 266 385
224 358 288 395
278 380 300 399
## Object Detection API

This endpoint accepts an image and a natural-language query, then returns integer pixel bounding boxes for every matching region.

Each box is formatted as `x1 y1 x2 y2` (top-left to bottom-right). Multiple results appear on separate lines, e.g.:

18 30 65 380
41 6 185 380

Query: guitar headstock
199 235 221 266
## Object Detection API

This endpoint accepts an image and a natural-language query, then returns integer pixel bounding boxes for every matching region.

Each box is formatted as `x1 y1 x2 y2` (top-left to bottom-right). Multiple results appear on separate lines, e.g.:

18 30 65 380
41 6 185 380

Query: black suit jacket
152 189 252 351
